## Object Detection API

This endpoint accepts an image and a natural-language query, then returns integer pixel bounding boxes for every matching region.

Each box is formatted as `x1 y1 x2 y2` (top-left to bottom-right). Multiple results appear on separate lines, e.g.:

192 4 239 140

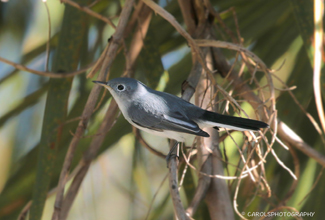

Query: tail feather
200 111 269 131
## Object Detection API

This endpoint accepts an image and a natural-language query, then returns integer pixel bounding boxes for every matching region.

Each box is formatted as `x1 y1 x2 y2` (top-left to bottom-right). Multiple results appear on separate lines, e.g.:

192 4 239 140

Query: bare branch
51 1 135 219
18 163 82 220
124 1 144 37
186 45 234 219
282 146 299 203
278 121 325 167
270 71 325 144
126 4 152 70
86 44 109 78
271 148 297 180
180 146 249 180
61 0 116 29
195 39 270 72
133 127 166 159
177 0 196 35
186 76 213 217
167 153 191 220
60 100 120 220
145 173 169 220
0 56 94 78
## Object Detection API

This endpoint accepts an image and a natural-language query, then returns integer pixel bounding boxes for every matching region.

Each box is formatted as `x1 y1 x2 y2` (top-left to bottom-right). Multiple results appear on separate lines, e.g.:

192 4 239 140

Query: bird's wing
129 109 209 137
161 112 210 137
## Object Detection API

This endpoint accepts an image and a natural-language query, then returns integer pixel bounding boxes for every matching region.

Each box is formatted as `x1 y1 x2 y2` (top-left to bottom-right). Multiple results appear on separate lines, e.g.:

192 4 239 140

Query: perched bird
93 77 268 160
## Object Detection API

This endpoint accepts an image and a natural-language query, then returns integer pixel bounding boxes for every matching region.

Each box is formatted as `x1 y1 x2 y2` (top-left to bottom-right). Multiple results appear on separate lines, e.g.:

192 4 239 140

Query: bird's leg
166 141 179 167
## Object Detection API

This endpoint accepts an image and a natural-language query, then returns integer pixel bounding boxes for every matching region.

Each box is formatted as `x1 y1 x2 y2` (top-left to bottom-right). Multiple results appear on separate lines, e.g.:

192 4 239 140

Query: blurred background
0 0 324 219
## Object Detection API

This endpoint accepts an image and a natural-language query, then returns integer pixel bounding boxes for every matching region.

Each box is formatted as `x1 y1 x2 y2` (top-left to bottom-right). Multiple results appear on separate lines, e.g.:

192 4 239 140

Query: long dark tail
201 111 269 131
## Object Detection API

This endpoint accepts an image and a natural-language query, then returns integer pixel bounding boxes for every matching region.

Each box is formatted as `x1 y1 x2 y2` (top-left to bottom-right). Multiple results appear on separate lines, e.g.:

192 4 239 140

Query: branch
124 1 144 37
18 163 82 220
196 50 234 219
133 127 166 159
195 39 269 72
86 44 109 78
187 73 214 217
61 0 116 29
51 0 135 219
139 1 221 218
60 100 119 220
165 59 209 220
125 4 152 71
177 0 196 35
278 121 325 167
0 56 93 78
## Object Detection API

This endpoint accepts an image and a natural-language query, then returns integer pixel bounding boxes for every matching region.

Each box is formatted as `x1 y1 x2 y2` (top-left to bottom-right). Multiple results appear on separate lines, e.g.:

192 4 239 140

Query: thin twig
298 167 324 205
228 130 256 182
233 140 261 220
270 71 325 144
0 56 94 78
181 146 249 180
61 0 116 29
282 146 299 203
271 148 297 180
86 44 109 78
195 39 270 72
133 127 166 158
144 173 169 220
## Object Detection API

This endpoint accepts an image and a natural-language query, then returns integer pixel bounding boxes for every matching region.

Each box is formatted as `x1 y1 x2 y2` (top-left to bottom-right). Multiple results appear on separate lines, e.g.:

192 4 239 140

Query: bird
93 77 268 160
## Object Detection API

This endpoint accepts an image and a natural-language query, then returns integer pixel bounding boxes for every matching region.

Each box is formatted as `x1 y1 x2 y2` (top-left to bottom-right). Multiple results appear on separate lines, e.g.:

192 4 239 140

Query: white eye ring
117 84 125 91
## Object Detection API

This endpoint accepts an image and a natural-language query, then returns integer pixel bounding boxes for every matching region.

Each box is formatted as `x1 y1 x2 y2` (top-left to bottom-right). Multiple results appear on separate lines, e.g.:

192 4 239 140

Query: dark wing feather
161 113 209 137
128 107 209 138
131 120 163 132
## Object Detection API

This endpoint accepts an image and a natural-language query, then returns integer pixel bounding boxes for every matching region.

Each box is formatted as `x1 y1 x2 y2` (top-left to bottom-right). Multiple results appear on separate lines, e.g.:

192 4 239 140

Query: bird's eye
117 84 125 91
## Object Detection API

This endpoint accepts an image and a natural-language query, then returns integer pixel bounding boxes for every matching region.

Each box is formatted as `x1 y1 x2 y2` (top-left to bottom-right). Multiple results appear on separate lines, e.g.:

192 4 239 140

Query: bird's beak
93 81 110 88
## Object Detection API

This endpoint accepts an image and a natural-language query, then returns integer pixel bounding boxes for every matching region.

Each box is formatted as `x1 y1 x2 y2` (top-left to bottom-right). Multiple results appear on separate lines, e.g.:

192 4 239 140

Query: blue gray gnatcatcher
93 78 268 159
